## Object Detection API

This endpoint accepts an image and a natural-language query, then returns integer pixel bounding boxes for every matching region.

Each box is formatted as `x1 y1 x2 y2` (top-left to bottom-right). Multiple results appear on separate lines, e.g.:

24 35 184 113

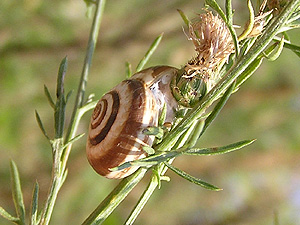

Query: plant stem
81 0 300 223
66 0 106 143
124 175 159 225
82 168 148 225
39 1 106 224
124 119 204 224
39 139 64 225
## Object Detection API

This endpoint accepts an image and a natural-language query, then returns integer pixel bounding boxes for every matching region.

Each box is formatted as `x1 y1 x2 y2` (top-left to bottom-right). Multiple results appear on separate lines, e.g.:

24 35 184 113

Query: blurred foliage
0 0 300 224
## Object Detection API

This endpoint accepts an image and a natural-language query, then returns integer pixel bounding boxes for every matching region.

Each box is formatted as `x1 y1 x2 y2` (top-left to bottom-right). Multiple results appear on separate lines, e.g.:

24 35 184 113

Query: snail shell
86 66 179 179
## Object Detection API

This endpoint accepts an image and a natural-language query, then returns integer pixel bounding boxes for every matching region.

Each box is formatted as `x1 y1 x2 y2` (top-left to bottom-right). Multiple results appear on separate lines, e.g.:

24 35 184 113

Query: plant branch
65 0 106 143
123 121 199 225
39 1 106 225
156 0 300 152
82 168 148 225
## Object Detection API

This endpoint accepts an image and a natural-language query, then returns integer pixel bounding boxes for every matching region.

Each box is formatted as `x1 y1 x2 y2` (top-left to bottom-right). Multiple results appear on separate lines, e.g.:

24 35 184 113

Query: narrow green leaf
177 9 190 26
172 119 198 150
63 133 85 149
138 151 179 167
110 151 180 172
160 176 170 182
186 120 204 148
125 61 132 78
86 93 95 104
273 37 300 57
201 81 235 136
228 24 240 57
30 182 39 225
10 160 25 225
238 0 255 41
205 0 227 22
164 163 222 191
79 100 98 116
284 42 300 54
110 160 154 172
109 162 130 172
142 146 155 155
235 57 263 90
124 173 159 225
158 103 167 126
142 126 164 139
44 85 55 109
36 209 42 225
184 139 255 156
287 8 300 24
56 56 68 99
119 139 255 170
60 169 68 187
238 33 257 57
282 32 290 41
84 0 96 18
82 168 147 225
266 36 285 61
151 168 161 189
35 110 50 141
292 50 300 57
136 33 163 72
225 0 233 25
65 90 73 104
0 206 19 223
55 57 68 138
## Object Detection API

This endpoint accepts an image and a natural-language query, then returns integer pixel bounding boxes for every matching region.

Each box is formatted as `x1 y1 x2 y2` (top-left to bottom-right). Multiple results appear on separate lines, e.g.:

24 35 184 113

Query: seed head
171 11 235 107
185 11 234 85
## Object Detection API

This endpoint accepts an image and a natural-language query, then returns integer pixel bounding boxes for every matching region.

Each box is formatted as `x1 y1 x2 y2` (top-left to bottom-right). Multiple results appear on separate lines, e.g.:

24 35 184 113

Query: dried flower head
171 10 235 107
185 11 234 85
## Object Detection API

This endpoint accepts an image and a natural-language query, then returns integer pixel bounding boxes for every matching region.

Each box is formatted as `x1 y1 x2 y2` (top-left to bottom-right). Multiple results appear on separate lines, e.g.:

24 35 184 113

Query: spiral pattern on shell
86 66 179 179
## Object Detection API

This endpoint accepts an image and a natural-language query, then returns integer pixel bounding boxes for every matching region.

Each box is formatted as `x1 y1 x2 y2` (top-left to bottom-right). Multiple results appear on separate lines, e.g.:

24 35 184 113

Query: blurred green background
1 0 300 224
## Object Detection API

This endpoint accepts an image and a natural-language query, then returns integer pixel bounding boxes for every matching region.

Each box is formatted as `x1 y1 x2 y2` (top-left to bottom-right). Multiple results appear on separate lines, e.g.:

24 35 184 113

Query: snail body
86 66 179 179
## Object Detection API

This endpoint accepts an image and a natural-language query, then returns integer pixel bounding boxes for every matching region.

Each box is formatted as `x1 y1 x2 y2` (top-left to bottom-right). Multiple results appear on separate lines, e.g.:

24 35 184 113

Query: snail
86 11 235 179
86 66 180 179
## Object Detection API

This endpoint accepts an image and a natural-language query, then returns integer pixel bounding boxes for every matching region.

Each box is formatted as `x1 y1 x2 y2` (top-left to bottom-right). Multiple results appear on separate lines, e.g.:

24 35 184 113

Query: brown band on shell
91 99 108 129
86 76 161 178
89 91 120 145
114 79 147 152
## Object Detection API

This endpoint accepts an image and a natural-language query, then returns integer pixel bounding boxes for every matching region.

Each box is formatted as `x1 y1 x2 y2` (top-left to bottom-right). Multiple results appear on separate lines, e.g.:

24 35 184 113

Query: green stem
122 166 171 225
62 0 106 188
123 174 159 225
39 1 106 225
123 121 197 225
39 139 64 225
82 168 148 225
65 0 106 143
